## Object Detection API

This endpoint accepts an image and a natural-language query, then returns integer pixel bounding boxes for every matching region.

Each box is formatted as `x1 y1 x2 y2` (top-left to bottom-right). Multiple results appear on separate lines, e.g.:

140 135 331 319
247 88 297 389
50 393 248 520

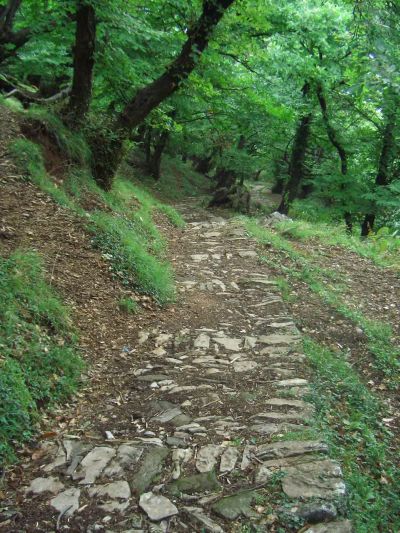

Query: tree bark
92 0 234 190
0 0 21 31
0 0 30 63
361 110 396 236
148 129 170 180
195 154 214 174
66 0 96 126
316 84 352 233
278 83 312 214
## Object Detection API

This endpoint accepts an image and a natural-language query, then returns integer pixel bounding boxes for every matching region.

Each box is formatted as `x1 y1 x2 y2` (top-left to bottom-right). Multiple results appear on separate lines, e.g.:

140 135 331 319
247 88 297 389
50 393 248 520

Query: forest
0 1 400 533
0 0 399 234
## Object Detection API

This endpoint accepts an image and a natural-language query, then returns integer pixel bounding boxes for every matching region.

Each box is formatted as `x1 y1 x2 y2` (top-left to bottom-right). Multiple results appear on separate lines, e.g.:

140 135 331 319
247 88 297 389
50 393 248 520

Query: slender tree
361 105 397 236
278 83 312 215
316 84 353 232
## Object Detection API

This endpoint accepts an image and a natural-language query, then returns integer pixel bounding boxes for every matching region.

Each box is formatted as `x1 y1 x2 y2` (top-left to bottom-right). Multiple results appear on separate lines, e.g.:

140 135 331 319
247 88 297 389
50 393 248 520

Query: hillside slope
0 105 399 532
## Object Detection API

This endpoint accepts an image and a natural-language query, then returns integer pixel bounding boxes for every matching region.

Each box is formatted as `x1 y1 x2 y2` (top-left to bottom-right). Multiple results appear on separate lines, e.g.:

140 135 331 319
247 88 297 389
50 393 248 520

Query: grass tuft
24 106 91 166
9 138 74 208
89 211 175 305
118 297 140 314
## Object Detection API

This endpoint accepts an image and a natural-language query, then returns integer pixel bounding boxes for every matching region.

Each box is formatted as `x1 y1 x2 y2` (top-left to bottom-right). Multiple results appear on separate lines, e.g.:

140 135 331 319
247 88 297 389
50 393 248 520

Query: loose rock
139 492 178 521
50 488 80 517
25 476 64 495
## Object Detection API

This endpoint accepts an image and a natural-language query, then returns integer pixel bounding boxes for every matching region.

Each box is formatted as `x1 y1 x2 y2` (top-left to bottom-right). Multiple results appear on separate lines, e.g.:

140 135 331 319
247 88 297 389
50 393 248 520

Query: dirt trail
1 199 351 532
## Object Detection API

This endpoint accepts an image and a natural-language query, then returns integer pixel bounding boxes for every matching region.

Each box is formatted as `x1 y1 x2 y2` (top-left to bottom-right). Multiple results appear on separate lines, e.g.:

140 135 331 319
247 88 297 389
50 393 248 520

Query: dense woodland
0 0 399 235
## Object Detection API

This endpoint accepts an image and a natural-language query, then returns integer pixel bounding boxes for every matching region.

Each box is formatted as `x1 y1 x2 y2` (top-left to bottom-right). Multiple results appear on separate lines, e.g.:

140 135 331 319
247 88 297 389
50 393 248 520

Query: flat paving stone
196 445 223 473
88 480 131 500
282 459 346 499
238 250 258 258
219 447 239 473
183 507 224 533
74 447 116 484
139 492 178 521
152 407 182 423
50 488 80 517
167 471 221 496
25 476 64 495
251 411 310 423
194 333 211 349
213 336 242 351
264 398 314 411
42 444 66 472
233 360 258 372
258 334 301 345
303 520 352 533
212 491 257 520
131 447 169 494
275 378 309 387
256 440 328 460
191 254 209 262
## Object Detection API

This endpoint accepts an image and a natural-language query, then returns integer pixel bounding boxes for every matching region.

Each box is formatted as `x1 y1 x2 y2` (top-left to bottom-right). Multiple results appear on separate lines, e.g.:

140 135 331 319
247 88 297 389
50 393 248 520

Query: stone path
4 202 351 532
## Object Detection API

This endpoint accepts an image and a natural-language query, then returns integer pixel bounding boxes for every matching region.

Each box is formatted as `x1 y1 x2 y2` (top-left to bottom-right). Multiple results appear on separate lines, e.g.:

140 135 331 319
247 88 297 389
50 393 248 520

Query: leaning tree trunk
361 111 396 236
316 84 352 233
0 0 30 64
278 114 312 214
91 0 234 190
278 83 312 215
66 0 96 126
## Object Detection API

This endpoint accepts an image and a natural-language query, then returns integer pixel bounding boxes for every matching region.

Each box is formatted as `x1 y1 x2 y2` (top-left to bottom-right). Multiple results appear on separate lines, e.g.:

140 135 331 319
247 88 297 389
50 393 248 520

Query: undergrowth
128 152 210 202
0 251 83 464
304 338 400 533
276 219 400 270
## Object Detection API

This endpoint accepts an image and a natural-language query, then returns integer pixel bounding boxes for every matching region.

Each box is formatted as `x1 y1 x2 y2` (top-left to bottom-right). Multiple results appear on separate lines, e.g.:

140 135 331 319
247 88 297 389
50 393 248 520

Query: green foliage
9 138 74 208
275 219 400 270
25 107 91 165
304 339 400 533
0 252 83 463
118 297 140 314
89 211 175 305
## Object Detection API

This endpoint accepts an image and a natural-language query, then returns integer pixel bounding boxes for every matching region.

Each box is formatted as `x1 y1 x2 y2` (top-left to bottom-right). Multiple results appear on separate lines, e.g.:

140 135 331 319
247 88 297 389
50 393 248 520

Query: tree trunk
148 129 169 180
278 83 312 214
144 126 152 166
361 110 396 236
254 169 262 181
278 113 312 214
66 0 96 125
271 156 287 193
92 0 234 190
195 154 214 174
0 0 30 63
316 84 353 233
0 0 21 30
